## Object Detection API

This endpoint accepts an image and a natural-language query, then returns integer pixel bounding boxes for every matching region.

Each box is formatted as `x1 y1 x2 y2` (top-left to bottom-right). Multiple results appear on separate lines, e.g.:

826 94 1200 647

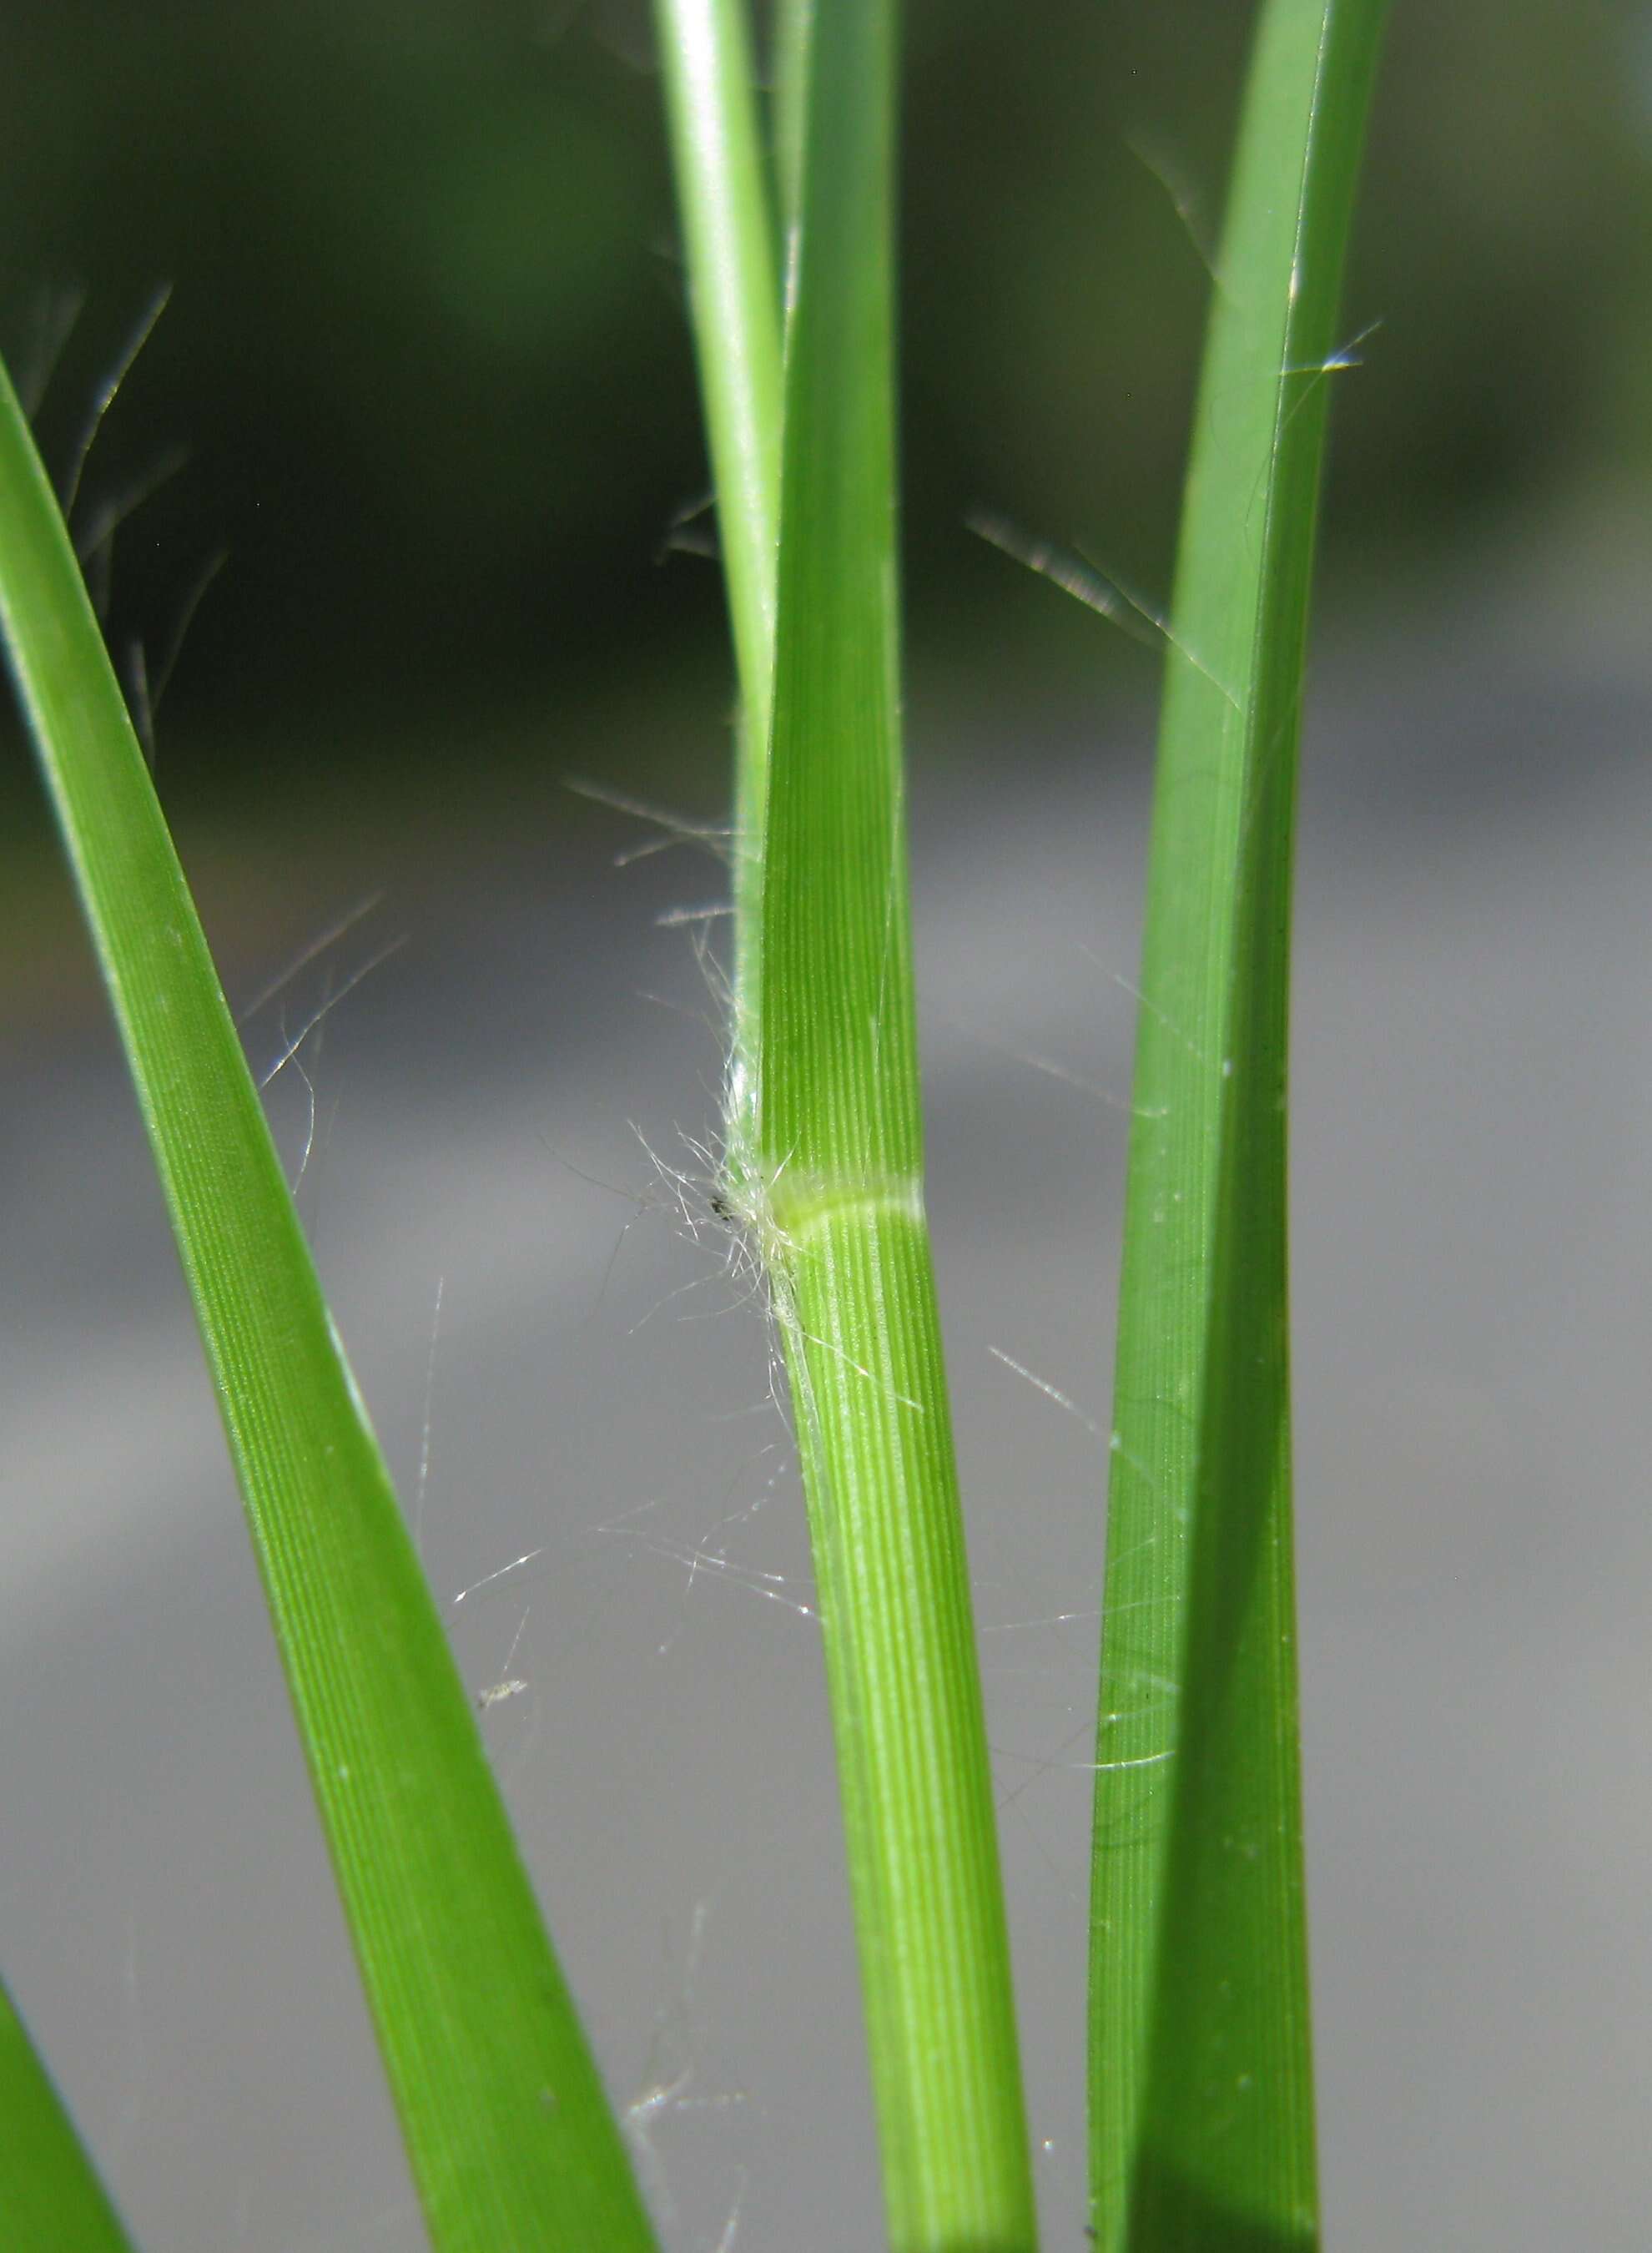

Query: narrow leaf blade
0 1978 137 2253
652 0 783 1145
1090 3 1388 2245
0 353 656 2253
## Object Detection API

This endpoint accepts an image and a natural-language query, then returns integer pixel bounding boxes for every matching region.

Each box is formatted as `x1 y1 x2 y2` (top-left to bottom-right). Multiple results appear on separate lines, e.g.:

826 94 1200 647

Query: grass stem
657 1 1039 2240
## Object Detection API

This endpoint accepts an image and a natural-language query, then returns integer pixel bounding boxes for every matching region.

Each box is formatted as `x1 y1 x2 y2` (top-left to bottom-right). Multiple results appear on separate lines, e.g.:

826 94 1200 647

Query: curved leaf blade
1089 3 1389 2246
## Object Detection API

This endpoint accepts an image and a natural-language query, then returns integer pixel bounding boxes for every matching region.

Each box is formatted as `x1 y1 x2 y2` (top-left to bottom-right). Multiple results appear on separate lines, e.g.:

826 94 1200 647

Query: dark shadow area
1127 2143 1315 2253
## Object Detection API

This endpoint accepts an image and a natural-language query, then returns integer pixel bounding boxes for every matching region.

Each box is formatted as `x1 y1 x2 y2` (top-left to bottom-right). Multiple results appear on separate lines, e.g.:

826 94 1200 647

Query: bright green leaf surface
1089 3 1388 2247
0 1977 136 2253
0 356 655 2253
770 0 814 245
755 4 1037 2244
659 2 1037 2242
653 0 780 747
652 0 782 1156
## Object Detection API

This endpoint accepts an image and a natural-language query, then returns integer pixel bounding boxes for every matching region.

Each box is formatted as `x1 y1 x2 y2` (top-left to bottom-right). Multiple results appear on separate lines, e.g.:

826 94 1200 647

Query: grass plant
0 0 1391 2242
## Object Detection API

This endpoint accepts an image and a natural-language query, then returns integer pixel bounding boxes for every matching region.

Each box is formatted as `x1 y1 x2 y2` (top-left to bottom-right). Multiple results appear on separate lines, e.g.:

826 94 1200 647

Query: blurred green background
3 0 1649 829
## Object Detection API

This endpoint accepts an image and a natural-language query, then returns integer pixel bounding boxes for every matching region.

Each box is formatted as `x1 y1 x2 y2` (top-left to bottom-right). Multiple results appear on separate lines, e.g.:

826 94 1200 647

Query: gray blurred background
3 3 1652 2247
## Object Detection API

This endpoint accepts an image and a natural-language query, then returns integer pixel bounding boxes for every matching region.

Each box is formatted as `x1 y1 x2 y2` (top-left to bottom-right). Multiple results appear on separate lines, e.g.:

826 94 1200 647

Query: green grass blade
751 3 1036 2241
1088 3 1388 2246
0 1977 137 2253
653 0 780 722
770 0 813 245
652 0 782 1148
0 355 656 2253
